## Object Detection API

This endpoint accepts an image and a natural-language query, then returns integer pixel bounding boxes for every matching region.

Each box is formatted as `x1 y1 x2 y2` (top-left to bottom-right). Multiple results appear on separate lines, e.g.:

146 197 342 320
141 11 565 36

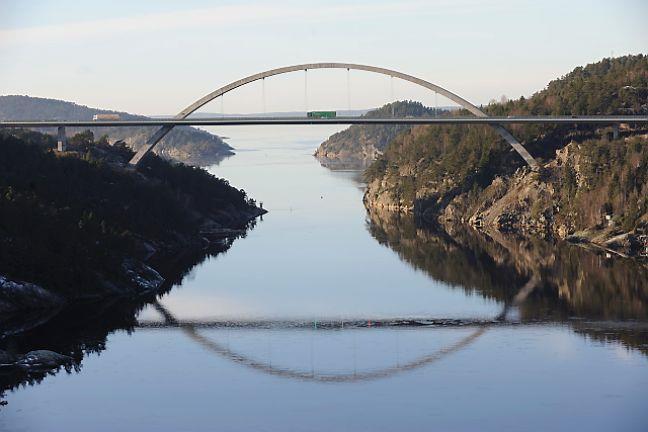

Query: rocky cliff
363 55 648 256
314 101 442 162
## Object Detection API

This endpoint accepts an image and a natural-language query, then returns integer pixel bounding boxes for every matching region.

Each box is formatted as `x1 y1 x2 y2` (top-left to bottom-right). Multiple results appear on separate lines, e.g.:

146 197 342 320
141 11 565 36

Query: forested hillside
0 96 233 166
363 55 648 255
0 129 263 313
314 101 446 161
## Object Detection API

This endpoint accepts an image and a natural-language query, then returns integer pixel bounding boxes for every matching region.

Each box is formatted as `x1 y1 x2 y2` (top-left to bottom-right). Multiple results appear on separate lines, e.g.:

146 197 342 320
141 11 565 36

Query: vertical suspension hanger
262 77 266 114
347 68 351 113
390 75 395 117
435 92 438 118
304 69 308 115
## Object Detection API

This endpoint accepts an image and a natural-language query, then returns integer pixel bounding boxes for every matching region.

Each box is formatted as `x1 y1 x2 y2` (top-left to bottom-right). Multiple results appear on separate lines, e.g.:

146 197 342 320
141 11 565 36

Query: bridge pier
57 126 67 152
612 123 620 140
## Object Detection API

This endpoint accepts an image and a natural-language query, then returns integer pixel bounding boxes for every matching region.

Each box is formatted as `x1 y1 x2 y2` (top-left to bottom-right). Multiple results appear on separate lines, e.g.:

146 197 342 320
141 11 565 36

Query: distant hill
0 95 233 166
314 101 451 162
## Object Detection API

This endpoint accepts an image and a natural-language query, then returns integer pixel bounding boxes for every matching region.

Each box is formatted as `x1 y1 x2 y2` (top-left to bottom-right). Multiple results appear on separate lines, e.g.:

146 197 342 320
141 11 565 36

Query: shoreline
0 208 266 323
362 195 648 263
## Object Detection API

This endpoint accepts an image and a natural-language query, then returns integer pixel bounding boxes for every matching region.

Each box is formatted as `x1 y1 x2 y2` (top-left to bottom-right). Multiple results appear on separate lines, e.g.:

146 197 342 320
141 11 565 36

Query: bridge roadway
1 115 647 128
6 61 645 167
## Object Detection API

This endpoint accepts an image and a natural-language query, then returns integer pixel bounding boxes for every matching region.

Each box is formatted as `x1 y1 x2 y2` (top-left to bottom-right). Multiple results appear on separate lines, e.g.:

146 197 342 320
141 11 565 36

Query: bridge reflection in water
2 217 647 399
134 210 648 385
96 200 646 384
145 272 538 384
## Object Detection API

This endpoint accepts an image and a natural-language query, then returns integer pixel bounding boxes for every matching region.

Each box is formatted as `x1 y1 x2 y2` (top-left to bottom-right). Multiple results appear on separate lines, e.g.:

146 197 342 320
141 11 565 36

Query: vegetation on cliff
0 95 234 166
464 136 648 247
363 55 648 252
0 129 263 311
314 101 444 161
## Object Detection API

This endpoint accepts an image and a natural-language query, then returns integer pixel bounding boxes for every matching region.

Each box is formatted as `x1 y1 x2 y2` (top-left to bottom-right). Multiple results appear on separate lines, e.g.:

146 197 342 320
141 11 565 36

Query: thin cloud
0 1 501 46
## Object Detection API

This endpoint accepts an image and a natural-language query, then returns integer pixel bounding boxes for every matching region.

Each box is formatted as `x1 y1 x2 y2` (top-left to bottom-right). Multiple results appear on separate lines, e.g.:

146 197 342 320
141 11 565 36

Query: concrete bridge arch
129 63 538 168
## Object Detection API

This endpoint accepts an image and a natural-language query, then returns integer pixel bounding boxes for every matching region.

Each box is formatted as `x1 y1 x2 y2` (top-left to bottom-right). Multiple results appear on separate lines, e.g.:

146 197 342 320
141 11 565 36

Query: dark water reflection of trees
0 238 237 405
366 207 648 354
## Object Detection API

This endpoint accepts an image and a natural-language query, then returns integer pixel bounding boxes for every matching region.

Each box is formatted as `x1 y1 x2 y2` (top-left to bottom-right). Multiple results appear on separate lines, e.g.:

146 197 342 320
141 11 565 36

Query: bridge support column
612 123 620 140
57 126 67 152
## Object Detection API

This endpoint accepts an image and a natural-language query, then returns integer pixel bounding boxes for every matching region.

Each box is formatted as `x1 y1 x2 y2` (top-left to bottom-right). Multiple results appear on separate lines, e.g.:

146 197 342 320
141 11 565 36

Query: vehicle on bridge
307 111 336 119
93 113 120 121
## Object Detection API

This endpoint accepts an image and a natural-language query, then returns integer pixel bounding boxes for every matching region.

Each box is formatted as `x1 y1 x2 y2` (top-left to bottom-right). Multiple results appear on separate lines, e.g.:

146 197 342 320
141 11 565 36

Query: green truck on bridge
307 111 337 119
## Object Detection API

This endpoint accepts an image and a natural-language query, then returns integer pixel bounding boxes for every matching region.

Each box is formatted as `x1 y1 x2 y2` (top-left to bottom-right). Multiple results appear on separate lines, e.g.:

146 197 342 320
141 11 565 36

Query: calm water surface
1 127 647 431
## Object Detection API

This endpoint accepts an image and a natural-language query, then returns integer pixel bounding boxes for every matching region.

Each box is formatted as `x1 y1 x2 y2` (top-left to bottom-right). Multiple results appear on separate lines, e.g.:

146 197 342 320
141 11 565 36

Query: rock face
0 349 72 371
121 259 165 294
15 350 73 370
362 55 648 257
314 101 439 163
364 138 648 257
463 140 648 256
0 276 65 315
363 176 415 213
314 128 386 162
465 167 557 238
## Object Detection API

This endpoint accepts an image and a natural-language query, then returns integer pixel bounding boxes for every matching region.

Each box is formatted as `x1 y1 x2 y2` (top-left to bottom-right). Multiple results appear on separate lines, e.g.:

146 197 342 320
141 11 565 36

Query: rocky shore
314 101 440 163
359 56 648 259
0 211 265 318
0 129 267 405
0 129 266 316
364 138 648 259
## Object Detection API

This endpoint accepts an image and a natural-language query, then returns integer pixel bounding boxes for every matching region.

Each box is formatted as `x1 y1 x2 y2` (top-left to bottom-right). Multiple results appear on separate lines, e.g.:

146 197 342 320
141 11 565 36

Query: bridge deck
1 116 647 128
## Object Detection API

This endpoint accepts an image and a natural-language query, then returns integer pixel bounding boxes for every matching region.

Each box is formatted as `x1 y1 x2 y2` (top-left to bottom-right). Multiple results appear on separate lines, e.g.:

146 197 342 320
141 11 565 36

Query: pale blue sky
1 0 646 115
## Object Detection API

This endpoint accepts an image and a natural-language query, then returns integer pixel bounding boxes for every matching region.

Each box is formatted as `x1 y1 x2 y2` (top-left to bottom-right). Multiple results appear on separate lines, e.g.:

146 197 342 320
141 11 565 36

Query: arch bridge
140 276 539 384
3 63 647 168
127 62 540 168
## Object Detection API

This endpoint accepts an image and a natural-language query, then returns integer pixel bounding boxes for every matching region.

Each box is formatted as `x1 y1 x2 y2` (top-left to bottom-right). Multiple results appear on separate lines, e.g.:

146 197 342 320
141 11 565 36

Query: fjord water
2 127 648 431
